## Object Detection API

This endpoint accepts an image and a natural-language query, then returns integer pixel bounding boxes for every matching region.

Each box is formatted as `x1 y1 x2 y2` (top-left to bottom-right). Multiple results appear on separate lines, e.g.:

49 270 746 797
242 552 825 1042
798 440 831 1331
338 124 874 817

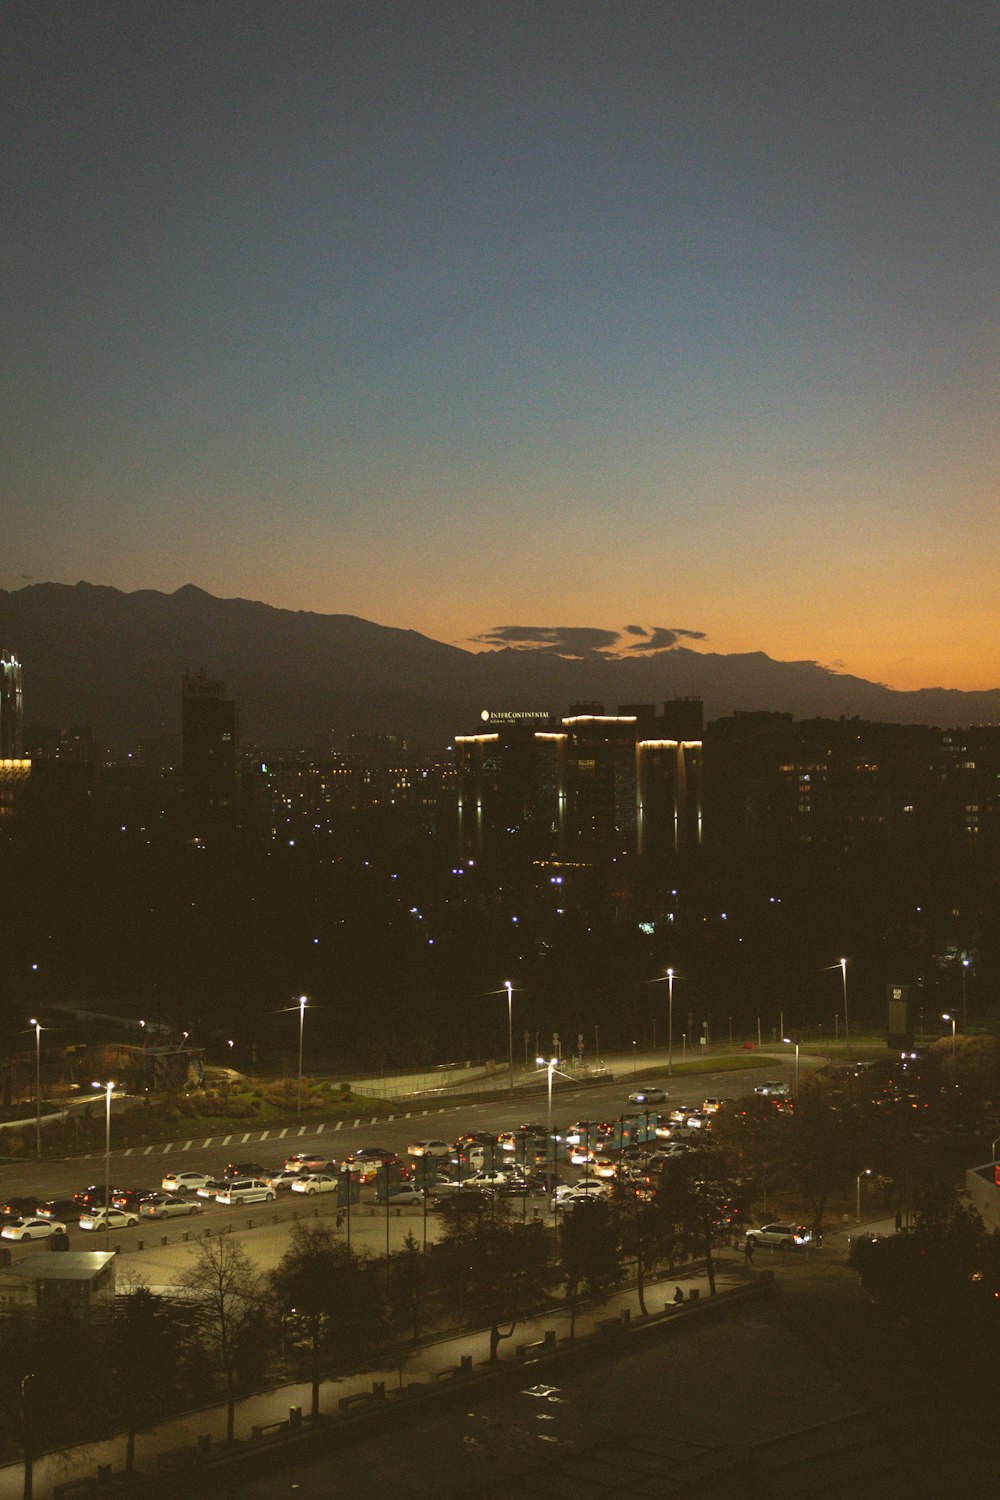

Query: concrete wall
966 1164 1000 1232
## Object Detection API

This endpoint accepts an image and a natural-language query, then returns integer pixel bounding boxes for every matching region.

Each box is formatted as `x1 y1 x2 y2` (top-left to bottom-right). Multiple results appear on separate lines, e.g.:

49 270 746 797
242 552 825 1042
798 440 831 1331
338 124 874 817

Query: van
215 1178 275 1206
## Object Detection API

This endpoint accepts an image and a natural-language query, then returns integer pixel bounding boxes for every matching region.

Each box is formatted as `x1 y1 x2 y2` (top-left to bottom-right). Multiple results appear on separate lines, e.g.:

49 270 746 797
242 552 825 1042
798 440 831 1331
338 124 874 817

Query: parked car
461 1170 513 1191
74 1185 120 1207
214 1178 275 1206
628 1087 667 1105
38 1199 85 1224
139 1195 204 1219
265 1169 305 1191
161 1170 212 1194
79 1207 140 1232
745 1223 812 1249
112 1188 158 1213
1 1196 46 1218
553 1180 607 1203
406 1140 451 1158
284 1152 330 1173
290 1173 339 1196
1 1216 66 1241
196 1178 229 1199
386 1183 426 1205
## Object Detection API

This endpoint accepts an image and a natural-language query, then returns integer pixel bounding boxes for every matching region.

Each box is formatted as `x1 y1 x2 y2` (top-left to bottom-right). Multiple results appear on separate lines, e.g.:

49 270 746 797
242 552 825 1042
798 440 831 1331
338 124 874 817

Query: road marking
241 1133 251 1144
278 1128 288 1138
222 1135 232 1145
353 1119 360 1127
183 1140 194 1151
261 1130 270 1140
123 1147 133 1156
143 1146 153 1155
334 1121 342 1130
202 1138 212 1148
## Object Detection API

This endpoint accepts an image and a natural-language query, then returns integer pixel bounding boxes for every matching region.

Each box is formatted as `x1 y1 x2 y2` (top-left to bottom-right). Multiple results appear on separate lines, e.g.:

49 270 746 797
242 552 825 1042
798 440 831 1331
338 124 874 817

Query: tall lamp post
942 1012 957 1068
667 968 675 1075
856 1167 871 1223
537 1056 558 1188
505 981 514 1094
962 958 970 1031
296 995 307 1117
783 1037 800 1099
839 958 849 1051
28 1019 42 1160
92 1080 115 1248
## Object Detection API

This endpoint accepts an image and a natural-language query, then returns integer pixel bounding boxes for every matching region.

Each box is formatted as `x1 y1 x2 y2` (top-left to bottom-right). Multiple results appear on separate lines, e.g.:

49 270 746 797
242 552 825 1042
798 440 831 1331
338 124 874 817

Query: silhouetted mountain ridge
1 582 997 748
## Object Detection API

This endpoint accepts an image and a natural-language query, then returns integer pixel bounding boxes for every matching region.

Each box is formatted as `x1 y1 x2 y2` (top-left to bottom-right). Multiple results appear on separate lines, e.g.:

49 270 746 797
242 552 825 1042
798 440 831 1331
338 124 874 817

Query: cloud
622 625 707 654
469 624 707 658
469 625 622 658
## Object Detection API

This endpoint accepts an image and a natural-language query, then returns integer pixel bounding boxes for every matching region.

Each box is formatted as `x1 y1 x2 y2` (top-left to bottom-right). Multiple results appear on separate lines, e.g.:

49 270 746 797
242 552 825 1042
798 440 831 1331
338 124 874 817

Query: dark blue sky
4 1 998 688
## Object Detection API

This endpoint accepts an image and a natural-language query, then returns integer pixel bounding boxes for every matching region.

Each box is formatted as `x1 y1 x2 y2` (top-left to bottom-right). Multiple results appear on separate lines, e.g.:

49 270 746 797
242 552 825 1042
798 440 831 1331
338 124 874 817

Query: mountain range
1 582 997 750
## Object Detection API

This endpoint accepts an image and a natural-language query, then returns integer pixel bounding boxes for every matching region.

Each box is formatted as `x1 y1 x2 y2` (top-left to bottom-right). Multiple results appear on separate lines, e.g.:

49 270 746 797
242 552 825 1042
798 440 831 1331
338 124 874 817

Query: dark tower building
182 670 238 832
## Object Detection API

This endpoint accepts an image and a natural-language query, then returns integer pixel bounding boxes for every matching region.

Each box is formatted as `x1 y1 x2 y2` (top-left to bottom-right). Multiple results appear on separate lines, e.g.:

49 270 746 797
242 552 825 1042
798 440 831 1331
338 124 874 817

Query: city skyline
4 2 998 692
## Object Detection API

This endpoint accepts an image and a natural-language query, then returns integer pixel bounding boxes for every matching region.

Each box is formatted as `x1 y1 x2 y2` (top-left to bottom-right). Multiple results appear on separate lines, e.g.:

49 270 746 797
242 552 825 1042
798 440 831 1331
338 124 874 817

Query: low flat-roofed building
0 1250 116 1318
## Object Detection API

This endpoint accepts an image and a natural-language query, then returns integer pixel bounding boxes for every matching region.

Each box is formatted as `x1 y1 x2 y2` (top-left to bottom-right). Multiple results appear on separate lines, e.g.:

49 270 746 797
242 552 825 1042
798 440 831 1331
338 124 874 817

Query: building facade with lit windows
0 649 31 817
454 700 703 863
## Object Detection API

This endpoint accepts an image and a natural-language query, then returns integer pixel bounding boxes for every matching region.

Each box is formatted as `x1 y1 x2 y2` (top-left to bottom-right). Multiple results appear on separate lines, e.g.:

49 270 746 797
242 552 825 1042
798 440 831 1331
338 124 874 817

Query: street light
667 968 675 1075
856 1167 872 1222
839 958 849 1051
942 1012 957 1068
91 1080 115 1247
783 1037 800 1099
28 1019 42 1160
297 995 308 1117
962 958 970 1031
536 1056 558 1188
632 1040 637 1076
504 981 513 1094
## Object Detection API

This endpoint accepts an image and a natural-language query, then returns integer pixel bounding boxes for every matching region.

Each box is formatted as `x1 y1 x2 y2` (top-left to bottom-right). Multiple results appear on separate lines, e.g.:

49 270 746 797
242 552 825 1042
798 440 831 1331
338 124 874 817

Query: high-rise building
0 650 30 817
1 650 24 758
182 670 238 832
454 700 703 863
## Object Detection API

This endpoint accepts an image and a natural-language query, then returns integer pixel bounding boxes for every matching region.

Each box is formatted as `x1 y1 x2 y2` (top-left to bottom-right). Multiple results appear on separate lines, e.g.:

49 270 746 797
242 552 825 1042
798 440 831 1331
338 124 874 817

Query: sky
3 1 998 691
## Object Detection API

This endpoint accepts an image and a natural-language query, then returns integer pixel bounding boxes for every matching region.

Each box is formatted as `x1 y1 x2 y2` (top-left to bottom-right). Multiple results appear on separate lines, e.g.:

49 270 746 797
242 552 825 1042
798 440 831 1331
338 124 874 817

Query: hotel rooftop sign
480 709 552 724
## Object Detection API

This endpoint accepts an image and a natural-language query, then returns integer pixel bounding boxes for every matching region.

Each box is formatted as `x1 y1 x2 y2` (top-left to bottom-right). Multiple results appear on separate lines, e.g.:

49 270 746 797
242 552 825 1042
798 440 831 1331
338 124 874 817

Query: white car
628 1087 667 1105
745 1223 812 1249
139 1195 204 1220
214 1179 275 1206
290 1173 339 1196
753 1081 790 1098
161 1170 212 1194
407 1140 451 1158
461 1171 514 1191
1 1216 66 1241
553 1180 608 1203
79 1208 139 1232
265 1169 305 1191
386 1184 426 1205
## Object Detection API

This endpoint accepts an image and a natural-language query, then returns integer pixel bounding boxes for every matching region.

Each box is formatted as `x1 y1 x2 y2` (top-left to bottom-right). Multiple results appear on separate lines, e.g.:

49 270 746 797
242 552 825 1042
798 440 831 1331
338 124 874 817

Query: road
0 1050 819 1279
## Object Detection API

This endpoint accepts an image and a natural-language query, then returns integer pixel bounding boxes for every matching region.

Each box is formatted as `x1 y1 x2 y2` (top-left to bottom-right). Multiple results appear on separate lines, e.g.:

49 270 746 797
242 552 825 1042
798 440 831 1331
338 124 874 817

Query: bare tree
179 1232 268 1443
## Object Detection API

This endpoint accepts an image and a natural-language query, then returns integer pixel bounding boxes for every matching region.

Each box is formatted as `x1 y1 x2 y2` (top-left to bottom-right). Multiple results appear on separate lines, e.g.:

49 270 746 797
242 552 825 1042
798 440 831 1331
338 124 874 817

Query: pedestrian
336 1209 345 1231
744 1235 754 1266
894 1208 903 1233
673 1285 684 1305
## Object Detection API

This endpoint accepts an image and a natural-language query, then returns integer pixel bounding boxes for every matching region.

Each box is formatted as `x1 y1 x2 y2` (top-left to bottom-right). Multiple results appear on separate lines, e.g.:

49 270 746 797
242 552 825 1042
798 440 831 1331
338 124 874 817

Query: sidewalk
0 1259 755 1499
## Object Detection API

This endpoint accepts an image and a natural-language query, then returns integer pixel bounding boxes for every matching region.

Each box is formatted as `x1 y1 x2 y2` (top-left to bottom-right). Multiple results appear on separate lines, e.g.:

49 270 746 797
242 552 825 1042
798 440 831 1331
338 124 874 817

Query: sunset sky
4 1 997 691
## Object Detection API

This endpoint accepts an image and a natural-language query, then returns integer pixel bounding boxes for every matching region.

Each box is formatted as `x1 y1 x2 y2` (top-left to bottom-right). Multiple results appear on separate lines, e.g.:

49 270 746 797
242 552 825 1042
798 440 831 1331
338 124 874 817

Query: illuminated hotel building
455 701 703 862
0 650 31 816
